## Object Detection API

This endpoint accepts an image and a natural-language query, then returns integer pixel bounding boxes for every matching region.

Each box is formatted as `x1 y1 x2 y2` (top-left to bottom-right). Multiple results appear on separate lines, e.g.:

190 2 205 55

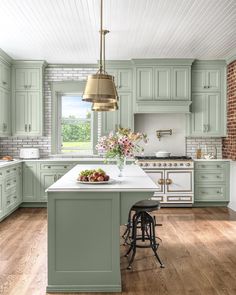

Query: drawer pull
201 176 205 178
14 196 17 199
6 170 10 173
64 166 67 169
47 166 51 169
13 168 17 171
217 191 221 194
201 191 206 194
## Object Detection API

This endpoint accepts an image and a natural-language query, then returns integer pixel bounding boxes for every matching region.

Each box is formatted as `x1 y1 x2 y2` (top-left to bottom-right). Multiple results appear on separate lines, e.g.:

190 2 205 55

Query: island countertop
46 164 159 192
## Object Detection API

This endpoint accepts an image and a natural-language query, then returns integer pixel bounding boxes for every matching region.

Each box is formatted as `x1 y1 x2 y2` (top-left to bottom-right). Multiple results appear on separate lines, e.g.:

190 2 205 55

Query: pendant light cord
99 0 103 73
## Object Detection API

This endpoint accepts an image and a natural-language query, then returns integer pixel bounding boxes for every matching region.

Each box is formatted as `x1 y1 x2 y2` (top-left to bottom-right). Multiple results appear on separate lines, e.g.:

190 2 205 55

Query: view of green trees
62 113 91 143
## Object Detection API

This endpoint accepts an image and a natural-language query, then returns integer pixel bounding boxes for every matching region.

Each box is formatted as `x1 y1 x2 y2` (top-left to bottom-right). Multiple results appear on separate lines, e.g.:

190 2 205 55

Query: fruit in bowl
77 168 110 182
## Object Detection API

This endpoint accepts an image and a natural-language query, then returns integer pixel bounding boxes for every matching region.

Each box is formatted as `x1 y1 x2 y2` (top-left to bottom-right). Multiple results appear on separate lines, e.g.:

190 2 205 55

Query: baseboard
20 202 47 208
193 202 229 207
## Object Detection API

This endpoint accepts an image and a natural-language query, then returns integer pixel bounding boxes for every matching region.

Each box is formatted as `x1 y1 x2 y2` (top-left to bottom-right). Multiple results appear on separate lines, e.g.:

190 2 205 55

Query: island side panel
120 192 154 225
47 191 121 293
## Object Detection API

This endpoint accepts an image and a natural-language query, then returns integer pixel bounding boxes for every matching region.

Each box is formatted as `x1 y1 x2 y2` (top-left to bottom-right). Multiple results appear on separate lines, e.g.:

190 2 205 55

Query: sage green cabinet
108 69 132 92
136 65 191 101
0 88 11 136
194 161 230 205
15 68 40 91
39 173 56 202
0 61 11 90
189 93 221 136
12 61 45 136
101 92 133 135
0 182 3 219
192 69 220 92
13 91 41 135
23 162 38 202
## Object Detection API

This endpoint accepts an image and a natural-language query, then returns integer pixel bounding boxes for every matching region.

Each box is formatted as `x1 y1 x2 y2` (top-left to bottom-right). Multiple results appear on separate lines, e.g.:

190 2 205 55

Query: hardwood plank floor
0 207 236 295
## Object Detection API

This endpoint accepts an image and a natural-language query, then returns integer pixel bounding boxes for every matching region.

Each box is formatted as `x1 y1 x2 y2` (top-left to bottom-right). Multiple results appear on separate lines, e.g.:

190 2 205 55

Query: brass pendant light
82 0 118 110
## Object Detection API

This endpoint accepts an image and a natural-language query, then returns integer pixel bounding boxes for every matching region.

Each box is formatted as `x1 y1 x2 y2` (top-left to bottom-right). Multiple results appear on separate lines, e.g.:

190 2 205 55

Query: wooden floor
1 207 236 295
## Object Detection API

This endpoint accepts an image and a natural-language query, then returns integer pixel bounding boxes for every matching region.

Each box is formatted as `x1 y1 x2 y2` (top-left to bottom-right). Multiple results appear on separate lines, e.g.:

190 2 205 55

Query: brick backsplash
0 66 225 159
186 137 222 159
223 60 236 160
0 66 96 158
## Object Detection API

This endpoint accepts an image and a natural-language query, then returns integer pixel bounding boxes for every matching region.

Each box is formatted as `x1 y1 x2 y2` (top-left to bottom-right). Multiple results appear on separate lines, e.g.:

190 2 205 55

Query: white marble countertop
0 160 22 168
193 159 231 161
47 164 159 192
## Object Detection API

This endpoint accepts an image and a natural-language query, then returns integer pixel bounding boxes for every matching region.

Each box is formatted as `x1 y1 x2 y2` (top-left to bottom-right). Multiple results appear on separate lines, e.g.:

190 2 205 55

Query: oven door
145 170 164 193
165 170 193 193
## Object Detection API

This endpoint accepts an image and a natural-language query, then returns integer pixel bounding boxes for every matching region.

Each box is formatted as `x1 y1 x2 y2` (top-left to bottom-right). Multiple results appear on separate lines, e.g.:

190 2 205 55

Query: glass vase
116 156 126 177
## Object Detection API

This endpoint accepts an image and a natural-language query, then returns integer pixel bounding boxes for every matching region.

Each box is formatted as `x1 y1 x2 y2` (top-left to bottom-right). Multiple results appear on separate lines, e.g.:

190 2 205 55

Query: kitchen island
46 164 158 293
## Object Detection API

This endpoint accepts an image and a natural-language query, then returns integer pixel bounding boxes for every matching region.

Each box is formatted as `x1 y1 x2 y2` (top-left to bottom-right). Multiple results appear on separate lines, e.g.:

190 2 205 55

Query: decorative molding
47 63 98 68
132 59 195 66
0 48 12 64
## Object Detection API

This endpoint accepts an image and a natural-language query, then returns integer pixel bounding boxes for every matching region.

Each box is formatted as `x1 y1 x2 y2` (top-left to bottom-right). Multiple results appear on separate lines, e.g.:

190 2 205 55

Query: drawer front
195 162 227 170
5 190 18 213
195 170 226 183
0 169 4 179
5 176 17 192
167 195 193 203
195 185 228 202
40 163 73 171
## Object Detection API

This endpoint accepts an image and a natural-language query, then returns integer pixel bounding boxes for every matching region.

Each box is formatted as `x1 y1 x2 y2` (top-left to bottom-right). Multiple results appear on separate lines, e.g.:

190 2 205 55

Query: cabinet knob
29 124 31 132
2 81 7 85
25 124 27 132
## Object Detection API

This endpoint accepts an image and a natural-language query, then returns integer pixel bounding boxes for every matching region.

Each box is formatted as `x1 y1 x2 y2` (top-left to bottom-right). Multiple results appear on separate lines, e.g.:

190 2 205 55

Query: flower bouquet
96 127 148 176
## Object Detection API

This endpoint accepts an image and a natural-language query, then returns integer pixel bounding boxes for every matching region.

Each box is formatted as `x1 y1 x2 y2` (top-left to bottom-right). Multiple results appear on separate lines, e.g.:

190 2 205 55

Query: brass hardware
2 81 7 85
82 0 118 109
158 179 164 185
25 124 27 132
54 175 57 182
165 179 172 185
156 129 172 141
29 124 31 132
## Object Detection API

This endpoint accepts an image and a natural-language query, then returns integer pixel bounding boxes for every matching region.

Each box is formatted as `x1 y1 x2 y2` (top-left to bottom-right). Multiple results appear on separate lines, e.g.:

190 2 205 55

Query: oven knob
153 163 156 167
174 163 177 167
168 163 172 167
145 163 149 167
163 163 167 167
180 163 183 166
185 163 191 167
158 163 162 167
140 163 143 167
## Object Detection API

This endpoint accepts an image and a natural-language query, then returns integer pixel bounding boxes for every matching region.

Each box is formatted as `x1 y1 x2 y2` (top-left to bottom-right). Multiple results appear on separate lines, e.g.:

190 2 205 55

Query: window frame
51 81 98 155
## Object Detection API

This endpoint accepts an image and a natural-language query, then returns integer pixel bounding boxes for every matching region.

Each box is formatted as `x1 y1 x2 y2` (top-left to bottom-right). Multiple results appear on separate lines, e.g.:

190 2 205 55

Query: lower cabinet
194 161 230 205
0 163 22 221
23 162 38 202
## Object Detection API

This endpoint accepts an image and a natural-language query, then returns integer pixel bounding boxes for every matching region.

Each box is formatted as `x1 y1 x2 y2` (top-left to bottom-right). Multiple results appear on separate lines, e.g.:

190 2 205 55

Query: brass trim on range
166 170 193 193
167 195 193 202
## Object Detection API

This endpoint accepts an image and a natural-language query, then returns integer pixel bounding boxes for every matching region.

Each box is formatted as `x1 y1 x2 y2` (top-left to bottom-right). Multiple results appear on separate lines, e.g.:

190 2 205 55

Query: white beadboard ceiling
0 0 236 63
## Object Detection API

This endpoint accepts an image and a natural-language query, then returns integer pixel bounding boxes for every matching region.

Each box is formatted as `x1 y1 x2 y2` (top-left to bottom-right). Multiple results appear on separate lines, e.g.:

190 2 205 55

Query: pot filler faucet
156 129 172 141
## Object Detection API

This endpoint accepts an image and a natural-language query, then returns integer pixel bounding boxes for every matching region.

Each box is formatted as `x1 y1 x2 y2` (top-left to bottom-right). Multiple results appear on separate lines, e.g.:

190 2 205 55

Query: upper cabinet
187 60 226 137
0 57 11 137
12 61 46 136
106 68 132 92
0 61 11 90
192 69 220 92
15 68 40 91
134 59 193 113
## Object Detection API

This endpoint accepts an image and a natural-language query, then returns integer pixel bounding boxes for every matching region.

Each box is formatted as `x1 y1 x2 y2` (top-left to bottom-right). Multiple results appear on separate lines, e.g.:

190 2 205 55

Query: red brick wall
222 60 236 160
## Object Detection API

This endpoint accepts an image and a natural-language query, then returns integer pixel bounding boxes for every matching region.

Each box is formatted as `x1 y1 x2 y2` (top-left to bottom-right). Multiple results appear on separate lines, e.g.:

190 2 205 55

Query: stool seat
132 200 160 211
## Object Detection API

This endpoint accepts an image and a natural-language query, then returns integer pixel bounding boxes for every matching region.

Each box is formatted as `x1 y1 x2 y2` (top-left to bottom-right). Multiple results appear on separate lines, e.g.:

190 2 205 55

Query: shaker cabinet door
28 92 42 135
118 69 132 91
206 70 220 91
14 92 28 135
119 93 133 130
190 93 206 136
136 67 153 101
172 67 190 100
0 89 11 136
192 70 206 92
206 93 221 135
165 170 193 193
154 67 171 100
23 163 38 202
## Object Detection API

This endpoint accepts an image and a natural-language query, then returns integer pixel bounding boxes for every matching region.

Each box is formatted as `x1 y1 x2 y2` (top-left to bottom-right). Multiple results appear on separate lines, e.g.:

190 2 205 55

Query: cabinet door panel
28 92 41 135
27 69 40 90
207 70 220 91
39 173 56 201
101 111 118 136
118 70 132 91
23 164 38 202
154 67 171 100
165 170 193 193
136 68 153 100
190 93 206 135
172 67 190 100
195 185 227 202
119 93 133 130
15 69 28 90
1 90 11 135
192 70 206 91
1 63 11 90
14 92 28 135
206 93 220 135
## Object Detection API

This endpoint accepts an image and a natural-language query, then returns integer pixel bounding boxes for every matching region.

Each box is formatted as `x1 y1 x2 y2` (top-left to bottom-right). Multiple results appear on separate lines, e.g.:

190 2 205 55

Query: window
51 81 98 155
59 95 92 154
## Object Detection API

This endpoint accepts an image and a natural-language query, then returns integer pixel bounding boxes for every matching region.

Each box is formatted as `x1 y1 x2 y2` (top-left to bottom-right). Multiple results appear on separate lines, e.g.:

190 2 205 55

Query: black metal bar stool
124 200 165 270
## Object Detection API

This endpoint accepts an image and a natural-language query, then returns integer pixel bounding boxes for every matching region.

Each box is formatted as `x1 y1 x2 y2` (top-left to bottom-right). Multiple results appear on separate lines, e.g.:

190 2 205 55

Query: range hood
134 100 192 114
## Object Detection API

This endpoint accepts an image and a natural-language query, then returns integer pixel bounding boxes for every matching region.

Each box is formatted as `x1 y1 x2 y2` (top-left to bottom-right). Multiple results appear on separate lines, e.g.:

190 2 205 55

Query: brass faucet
156 129 172 141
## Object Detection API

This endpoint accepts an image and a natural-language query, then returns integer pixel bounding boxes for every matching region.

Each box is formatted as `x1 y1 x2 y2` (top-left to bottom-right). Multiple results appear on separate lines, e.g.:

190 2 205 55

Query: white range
136 156 194 206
